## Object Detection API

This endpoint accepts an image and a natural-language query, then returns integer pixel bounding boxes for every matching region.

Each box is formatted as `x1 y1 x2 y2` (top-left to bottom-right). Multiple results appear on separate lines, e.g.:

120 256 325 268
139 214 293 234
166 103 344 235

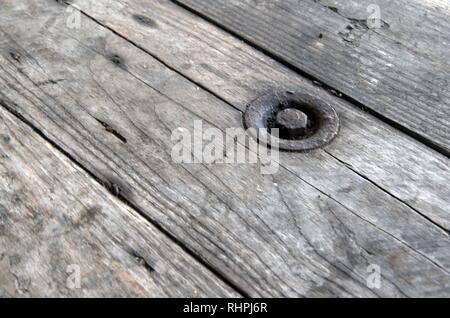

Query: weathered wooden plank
175 0 450 155
314 0 450 64
0 107 237 297
0 0 449 297
68 0 450 235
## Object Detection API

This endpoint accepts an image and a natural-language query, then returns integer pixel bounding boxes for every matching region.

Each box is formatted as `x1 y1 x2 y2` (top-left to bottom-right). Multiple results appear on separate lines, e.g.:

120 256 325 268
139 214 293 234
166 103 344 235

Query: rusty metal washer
243 91 340 151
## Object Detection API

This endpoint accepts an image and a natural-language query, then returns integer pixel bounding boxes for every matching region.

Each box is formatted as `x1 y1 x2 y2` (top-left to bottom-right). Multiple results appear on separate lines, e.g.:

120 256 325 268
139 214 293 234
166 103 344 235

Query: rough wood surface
0 107 237 297
0 0 449 297
68 0 450 233
176 0 450 155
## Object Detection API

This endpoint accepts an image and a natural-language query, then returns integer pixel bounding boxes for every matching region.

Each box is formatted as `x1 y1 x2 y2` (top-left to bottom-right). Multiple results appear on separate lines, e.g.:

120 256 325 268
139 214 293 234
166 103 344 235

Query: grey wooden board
0 0 449 297
317 0 450 65
315 0 450 64
69 0 450 233
0 107 237 297
176 0 450 155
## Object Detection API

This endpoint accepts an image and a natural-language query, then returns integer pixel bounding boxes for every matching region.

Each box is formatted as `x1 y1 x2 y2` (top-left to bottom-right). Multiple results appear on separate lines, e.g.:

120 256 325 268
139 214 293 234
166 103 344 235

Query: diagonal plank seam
61 0 238 116
64 1 450 237
0 41 429 296
0 94 248 297
126 56 450 245
1 0 446 296
170 0 450 158
324 150 450 235
42 39 450 278
315 0 450 66
0 60 263 295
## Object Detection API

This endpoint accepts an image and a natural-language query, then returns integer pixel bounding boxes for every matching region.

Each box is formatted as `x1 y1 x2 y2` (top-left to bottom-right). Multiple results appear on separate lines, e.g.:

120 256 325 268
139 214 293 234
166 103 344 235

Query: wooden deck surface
0 0 449 297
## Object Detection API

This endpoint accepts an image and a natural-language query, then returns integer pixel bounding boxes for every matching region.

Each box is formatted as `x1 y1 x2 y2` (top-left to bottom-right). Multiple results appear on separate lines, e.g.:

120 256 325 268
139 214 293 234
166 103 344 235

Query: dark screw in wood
244 91 339 151
275 108 308 139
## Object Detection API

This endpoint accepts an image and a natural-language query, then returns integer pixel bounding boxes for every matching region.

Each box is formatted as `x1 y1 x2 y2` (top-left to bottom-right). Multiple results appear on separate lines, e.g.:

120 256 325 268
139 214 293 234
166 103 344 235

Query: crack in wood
93 117 127 144
172 0 449 157
129 250 156 274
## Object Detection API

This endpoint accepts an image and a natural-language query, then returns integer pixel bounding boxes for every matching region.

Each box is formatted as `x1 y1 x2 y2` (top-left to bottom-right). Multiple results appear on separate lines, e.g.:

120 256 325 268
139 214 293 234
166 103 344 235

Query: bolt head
275 108 308 138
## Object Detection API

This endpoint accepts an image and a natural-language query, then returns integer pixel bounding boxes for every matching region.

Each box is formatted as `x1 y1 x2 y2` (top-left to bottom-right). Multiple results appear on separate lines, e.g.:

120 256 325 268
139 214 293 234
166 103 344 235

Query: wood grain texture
68 0 450 234
0 0 449 297
0 107 237 297
314 0 450 64
176 0 450 155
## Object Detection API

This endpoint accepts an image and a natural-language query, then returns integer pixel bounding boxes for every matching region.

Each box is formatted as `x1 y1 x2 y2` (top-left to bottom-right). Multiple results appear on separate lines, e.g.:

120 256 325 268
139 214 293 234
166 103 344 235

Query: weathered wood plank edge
67 0 450 231
0 5 246 292
323 149 450 236
1 0 449 296
314 0 450 66
172 0 450 157
0 105 239 297
0 94 247 297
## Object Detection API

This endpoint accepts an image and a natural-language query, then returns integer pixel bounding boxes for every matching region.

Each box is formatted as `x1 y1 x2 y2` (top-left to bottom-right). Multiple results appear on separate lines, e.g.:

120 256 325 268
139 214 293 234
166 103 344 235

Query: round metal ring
243 91 340 151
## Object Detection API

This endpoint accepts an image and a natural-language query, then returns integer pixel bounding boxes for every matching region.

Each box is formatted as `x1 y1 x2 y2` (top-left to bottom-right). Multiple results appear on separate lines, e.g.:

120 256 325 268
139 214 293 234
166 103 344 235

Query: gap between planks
65 0 450 233
0 95 248 297
173 0 450 158
0 0 448 296
0 105 238 297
